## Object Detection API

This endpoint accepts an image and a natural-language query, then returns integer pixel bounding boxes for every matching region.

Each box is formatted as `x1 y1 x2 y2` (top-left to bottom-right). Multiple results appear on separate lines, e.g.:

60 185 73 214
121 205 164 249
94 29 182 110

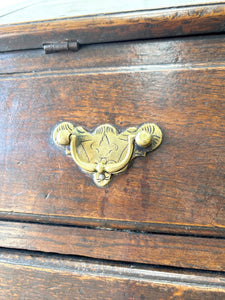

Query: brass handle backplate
53 123 163 187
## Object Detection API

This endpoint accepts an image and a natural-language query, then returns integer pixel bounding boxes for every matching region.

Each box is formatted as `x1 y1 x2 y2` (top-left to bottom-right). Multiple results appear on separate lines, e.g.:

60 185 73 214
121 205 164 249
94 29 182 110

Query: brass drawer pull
53 123 163 187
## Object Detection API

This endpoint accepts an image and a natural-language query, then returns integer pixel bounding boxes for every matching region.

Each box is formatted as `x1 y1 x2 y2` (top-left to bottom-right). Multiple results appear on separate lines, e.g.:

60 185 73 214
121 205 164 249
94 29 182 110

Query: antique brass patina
53 123 163 187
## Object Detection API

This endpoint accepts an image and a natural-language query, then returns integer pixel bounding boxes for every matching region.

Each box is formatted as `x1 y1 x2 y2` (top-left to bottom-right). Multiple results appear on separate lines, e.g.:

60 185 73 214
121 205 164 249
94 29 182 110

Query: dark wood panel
0 67 224 234
1 4 225 51
0 221 225 271
1 250 225 300
2 35 225 75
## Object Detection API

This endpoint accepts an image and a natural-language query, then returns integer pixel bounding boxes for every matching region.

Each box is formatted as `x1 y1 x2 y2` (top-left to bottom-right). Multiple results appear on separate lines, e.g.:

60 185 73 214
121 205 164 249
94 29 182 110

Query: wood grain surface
0 34 224 237
1 4 225 51
0 221 225 271
1 34 225 75
1 2 225 296
1 249 225 300
1 0 225 25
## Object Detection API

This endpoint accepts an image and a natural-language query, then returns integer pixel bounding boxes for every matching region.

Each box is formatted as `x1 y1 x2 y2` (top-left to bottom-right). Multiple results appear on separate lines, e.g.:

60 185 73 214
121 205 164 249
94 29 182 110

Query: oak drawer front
1 34 225 271
1 249 225 300
1 35 224 234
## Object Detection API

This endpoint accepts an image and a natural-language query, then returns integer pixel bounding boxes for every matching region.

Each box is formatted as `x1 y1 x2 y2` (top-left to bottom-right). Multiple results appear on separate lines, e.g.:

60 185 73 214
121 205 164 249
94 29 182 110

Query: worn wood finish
0 4 225 299
0 46 224 236
0 221 225 271
2 35 225 75
1 250 225 300
1 2 225 297
2 0 225 25
1 4 225 51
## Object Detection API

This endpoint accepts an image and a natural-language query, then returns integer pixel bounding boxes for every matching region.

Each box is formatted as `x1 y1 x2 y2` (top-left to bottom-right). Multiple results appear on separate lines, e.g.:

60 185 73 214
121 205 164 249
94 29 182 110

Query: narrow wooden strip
1 4 225 51
0 221 225 271
1 35 225 75
0 211 225 237
1 248 225 287
1 249 225 299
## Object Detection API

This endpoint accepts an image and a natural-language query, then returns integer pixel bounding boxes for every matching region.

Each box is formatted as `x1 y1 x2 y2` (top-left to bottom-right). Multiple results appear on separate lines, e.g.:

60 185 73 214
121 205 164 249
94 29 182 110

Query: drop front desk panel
0 2 225 299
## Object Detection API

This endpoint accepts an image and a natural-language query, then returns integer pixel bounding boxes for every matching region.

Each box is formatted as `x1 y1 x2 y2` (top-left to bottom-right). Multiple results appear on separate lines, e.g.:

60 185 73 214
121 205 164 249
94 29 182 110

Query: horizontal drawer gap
0 213 225 238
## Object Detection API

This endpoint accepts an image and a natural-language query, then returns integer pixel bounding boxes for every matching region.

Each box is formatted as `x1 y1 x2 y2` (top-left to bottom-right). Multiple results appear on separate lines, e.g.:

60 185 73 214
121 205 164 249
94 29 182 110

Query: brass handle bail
53 123 163 187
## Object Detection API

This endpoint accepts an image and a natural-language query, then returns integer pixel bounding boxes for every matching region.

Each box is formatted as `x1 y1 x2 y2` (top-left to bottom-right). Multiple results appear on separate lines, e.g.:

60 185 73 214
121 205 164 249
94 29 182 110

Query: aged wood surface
1 0 225 25
0 221 225 271
1 4 225 51
0 3 225 297
0 34 224 236
1 249 225 300
1 35 225 75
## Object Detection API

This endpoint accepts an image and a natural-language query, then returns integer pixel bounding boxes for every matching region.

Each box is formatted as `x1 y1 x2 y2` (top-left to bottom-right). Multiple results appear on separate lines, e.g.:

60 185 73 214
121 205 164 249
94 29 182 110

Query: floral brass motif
53 122 163 187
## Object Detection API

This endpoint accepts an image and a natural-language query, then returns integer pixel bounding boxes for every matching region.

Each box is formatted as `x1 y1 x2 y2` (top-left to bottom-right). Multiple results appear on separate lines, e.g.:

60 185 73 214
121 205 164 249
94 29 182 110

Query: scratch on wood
45 191 53 200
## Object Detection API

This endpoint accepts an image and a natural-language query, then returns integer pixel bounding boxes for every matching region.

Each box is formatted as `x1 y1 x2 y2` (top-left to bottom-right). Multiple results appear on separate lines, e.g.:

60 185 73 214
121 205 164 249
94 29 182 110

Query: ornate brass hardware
53 122 163 187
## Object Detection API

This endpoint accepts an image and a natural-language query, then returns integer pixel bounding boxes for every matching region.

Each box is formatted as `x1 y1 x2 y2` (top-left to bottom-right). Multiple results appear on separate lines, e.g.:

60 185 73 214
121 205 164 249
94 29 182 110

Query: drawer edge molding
0 220 225 271
1 249 225 299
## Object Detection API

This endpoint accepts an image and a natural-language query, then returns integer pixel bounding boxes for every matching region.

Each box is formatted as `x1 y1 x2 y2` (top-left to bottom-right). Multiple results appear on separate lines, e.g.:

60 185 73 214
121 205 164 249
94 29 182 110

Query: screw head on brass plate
53 123 163 187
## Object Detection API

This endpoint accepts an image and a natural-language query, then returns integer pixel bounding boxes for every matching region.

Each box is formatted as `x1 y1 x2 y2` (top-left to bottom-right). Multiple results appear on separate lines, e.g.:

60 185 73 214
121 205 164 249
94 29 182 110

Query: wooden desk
0 1 225 298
